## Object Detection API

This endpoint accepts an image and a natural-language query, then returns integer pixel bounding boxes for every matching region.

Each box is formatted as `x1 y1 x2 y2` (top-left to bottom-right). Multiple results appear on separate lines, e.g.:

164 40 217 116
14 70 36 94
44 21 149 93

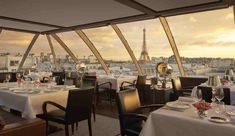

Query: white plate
208 116 230 124
227 109 235 116
166 102 190 110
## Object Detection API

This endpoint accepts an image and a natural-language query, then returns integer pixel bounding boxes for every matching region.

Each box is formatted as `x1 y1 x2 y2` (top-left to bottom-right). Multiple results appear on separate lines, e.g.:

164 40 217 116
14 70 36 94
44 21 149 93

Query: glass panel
118 19 179 77
0 30 33 72
59 32 104 74
84 26 137 76
167 7 235 78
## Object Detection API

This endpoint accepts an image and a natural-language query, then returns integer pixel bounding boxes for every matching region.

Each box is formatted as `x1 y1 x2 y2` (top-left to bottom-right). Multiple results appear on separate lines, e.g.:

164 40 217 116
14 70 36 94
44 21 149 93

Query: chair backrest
116 88 141 115
65 87 94 123
136 75 146 87
171 78 182 91
52 71 65 85
198 86 230 105
82 76 97 88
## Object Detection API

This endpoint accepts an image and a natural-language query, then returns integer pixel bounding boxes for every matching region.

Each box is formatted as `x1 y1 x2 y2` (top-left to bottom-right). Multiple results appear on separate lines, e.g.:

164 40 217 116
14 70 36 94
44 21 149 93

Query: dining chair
171 78 192 100
41 77 50 83
120 75 147 104
116 88 164 136
36 87 94 136
96 81 113 104
52 71 65 85
81 76 98 121
198 86 230 105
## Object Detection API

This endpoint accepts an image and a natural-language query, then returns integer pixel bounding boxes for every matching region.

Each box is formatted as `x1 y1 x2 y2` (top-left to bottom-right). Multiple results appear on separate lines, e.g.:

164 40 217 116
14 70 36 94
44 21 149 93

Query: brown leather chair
36 88 94 136
52 71 65 85
171 78 192 100
96 81 113 104
81 76 97 121
120 75 147 104
116 88 164 136
198 86 230 105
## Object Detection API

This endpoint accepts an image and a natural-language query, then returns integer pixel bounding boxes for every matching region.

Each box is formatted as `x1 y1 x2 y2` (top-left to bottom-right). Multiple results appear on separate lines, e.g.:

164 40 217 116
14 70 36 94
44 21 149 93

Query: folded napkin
178 97 195 103
66 85 76 89
200 82 208 86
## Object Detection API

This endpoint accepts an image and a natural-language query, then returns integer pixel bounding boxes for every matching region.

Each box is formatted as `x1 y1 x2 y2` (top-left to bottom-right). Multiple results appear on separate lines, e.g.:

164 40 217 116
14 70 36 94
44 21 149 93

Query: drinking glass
215 87 224 104
5 74 11 87
193 88 202 102
5 74 11 82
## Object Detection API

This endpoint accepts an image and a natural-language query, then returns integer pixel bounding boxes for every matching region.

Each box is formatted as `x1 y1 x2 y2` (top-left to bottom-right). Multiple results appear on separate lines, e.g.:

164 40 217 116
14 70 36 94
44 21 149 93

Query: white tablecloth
191 85 235 105
98 76 136 92
140 106 235 136
0 83 71 119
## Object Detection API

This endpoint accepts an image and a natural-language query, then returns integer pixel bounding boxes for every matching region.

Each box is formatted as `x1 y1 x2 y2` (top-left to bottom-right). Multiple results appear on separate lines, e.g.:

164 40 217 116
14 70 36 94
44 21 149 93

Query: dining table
98 75 137 92
191 83 235 105
140 99 235 136
0 82 77 119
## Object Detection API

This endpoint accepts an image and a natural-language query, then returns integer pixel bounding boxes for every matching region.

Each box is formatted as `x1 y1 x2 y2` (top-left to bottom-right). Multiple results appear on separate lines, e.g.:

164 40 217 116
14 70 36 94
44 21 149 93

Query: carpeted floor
0 101 121 136
49 114 120 136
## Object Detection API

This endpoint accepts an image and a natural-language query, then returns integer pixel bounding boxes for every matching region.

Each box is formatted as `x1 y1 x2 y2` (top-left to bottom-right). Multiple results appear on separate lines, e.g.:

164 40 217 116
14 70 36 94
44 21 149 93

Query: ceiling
0 0 234 34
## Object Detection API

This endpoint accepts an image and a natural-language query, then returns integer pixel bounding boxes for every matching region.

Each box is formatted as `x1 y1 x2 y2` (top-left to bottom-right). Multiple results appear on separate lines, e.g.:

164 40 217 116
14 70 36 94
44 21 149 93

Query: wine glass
215 87 224 104
194 88 202 102
5 74 11 87
5 74 11 82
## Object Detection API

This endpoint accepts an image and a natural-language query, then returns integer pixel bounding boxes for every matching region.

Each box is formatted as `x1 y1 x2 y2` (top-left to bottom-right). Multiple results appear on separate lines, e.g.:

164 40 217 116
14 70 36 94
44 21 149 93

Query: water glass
193 88 202 102
215 87 224 103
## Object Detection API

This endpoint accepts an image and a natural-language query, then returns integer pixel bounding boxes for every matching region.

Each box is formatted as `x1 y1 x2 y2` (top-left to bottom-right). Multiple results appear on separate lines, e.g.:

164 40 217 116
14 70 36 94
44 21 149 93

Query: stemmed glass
194 88 202 102
215 87 224 104
16 73 22 87
5 74 11 87
215 87 225 113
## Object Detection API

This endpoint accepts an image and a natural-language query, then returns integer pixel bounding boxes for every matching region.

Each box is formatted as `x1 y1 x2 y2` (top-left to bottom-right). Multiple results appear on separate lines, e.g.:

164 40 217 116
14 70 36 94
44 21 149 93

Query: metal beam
1 26 39 34
111 25 144 75
50 33 78 63
0 16 64 28
46 35 56 64
75 30 110 74
18 34 39 71
233 5 235 24
159 17 185 76
115 0 157 15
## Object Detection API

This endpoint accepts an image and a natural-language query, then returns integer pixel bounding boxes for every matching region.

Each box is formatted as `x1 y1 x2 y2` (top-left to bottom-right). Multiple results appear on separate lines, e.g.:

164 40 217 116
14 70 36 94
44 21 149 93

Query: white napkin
178 97 195 103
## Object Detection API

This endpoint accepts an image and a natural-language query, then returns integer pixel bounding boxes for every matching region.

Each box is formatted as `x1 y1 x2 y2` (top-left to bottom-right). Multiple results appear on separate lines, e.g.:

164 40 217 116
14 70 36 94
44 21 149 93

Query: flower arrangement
34 79 40 88
221 79 229 86
193 100 211 117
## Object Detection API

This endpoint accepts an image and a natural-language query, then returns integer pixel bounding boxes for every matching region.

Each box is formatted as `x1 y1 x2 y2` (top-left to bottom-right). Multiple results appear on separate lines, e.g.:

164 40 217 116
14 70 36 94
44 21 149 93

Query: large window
119 19 178 77
84 26 137 76
167 7 235 77
0 31 33 72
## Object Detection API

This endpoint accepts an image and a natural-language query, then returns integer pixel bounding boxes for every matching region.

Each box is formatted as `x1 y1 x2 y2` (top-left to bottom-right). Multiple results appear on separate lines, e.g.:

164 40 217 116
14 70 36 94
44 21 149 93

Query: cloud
189 17 198 22
225 13 234 20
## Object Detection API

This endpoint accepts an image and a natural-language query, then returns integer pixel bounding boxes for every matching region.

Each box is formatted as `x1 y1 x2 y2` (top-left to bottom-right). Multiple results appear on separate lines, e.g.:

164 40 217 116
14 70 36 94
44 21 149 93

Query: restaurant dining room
1 0 235 136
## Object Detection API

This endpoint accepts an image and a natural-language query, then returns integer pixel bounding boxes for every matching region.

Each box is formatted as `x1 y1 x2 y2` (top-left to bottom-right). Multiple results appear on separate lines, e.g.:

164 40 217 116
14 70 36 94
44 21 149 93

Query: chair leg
65 124 69 136
45 120 49 136
92 104 96 122
88 118 92 136
76 122 78 130
71 124 74 135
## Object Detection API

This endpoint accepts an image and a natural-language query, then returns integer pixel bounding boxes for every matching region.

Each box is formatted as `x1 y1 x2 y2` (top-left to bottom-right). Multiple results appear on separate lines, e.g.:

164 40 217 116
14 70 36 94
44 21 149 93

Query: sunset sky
0 7 235 61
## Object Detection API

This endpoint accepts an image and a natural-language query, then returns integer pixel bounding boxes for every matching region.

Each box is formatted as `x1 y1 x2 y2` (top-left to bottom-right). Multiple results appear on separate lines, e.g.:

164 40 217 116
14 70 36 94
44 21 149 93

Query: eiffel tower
139 28 150 63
